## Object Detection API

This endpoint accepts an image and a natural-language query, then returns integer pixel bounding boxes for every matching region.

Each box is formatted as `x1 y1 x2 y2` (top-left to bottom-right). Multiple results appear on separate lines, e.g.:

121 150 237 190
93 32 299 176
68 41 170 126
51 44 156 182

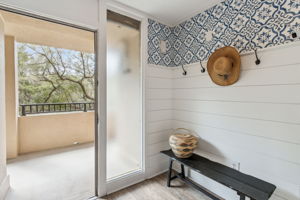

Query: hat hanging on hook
207 46 241 86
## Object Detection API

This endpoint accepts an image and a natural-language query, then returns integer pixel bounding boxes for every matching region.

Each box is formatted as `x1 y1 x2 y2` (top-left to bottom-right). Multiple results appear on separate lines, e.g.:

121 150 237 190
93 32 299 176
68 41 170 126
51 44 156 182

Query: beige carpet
5 143 139 200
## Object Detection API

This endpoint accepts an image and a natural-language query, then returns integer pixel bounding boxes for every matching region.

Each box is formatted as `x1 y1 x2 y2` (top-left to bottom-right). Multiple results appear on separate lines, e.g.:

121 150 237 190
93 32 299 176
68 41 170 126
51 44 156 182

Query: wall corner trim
0 175 10 200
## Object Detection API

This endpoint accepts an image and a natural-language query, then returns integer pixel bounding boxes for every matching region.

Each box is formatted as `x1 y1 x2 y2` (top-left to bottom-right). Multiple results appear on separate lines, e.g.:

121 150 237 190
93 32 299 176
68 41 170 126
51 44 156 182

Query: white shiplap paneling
146 43 300 200
171 43 300 200
146 65 173 177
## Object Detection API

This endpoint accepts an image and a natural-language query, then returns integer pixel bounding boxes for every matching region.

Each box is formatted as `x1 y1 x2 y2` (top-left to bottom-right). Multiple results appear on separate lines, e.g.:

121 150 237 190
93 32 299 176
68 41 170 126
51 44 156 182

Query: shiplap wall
146 42 300 200
146 65 173 177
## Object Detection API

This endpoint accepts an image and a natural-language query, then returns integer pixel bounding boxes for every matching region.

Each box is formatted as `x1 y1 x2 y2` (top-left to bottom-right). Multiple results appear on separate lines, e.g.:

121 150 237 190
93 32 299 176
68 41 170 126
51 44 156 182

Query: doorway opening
0 9 97 200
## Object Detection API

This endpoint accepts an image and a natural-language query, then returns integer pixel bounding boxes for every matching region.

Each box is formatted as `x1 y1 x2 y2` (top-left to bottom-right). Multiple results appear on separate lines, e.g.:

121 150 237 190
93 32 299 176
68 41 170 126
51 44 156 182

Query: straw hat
207 46 241 86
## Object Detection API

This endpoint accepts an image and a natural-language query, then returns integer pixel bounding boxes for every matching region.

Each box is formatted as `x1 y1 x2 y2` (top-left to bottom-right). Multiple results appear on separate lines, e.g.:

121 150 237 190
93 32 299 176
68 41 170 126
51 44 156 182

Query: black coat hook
181 65 187 76
200 60 206 73
254 49 261 65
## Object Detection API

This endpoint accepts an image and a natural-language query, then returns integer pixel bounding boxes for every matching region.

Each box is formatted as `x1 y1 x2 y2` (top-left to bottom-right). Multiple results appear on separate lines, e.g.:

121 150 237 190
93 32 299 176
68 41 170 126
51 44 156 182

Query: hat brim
207 46 241 86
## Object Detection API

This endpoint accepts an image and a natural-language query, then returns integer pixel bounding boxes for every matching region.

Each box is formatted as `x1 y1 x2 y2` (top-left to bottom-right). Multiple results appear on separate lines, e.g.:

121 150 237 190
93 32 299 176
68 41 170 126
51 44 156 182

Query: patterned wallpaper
148 0 300 67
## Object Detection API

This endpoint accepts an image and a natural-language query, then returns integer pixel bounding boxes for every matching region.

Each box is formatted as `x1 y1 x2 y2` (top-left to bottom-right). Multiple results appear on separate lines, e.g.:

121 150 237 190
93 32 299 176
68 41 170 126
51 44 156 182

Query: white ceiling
0 10 94 53
115 0 223 26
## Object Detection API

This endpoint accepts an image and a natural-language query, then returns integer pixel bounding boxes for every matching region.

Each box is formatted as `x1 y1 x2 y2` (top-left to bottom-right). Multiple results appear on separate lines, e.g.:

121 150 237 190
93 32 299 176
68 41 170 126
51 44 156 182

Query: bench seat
161 149 276 200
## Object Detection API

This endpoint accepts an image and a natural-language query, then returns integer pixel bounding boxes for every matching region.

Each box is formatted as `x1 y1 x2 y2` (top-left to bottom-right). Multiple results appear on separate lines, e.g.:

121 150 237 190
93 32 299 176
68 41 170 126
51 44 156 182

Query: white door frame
0 2 101 198
100 0 149 195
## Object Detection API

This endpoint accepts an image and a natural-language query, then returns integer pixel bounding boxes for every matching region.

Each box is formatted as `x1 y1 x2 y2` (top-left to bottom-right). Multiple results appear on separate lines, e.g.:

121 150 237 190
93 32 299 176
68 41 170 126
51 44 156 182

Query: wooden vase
169 128 198 158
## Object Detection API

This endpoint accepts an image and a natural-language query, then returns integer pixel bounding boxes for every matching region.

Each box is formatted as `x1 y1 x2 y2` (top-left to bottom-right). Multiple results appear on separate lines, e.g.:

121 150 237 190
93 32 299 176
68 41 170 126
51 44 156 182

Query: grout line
147 87 173 90
146 76 174 79
147 99 172 101
171 83 300 89
172 98 300 105
172 108 300 126
147 128 172 135
241 62 300 71
148 153 164 158
148 132 170 138
173 119 300 147
147 83 300 90
148 109 173 112
147 119 173 123
147 98 173 101
149 83 300 90
148 139 170 146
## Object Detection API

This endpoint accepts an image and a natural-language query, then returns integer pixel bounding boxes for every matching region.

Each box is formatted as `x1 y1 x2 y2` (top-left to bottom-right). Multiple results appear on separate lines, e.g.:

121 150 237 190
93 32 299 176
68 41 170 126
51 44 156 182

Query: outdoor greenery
18 43 95 104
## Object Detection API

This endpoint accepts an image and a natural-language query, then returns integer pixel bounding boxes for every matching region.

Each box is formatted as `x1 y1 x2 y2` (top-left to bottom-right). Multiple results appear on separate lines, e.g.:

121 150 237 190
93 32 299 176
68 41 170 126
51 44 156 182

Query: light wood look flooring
102 173 211 200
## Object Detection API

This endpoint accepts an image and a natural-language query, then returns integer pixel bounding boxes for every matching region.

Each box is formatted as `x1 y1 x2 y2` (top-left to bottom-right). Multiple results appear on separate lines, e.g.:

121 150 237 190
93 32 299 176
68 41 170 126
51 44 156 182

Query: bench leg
167 159 174 187
181 164 185 178
238 192 246 200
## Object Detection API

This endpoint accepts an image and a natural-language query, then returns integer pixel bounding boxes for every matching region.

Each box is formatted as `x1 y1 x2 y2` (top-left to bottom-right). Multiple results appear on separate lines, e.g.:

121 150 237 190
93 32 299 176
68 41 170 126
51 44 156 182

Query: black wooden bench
161 150 276 200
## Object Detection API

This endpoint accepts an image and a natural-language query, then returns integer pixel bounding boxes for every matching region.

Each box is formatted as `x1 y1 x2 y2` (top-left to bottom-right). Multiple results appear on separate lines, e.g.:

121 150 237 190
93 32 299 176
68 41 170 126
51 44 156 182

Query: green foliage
18 43 95 104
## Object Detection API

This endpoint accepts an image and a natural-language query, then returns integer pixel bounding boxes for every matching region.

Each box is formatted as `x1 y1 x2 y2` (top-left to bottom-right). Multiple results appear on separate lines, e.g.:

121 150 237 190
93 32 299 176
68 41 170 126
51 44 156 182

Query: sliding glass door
0 8 98 200
106 10 142 182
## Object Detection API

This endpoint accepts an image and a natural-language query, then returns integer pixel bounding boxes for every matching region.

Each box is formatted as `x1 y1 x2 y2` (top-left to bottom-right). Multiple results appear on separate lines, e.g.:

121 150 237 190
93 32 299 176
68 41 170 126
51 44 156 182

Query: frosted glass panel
107 19 141 179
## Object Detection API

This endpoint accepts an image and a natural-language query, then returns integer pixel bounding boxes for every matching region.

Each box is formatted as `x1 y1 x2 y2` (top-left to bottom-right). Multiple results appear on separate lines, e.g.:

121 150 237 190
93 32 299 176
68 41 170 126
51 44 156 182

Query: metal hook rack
254 49 261 65
181 65 187 76
200 60 206 73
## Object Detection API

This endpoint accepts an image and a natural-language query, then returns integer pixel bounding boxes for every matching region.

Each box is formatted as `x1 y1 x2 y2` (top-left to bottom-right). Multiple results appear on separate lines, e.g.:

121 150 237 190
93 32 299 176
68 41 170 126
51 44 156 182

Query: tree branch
24 44 95 102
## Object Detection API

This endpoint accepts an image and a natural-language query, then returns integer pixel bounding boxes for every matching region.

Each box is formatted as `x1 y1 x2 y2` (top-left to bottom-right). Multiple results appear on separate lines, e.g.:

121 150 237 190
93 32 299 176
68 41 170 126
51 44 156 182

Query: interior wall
145 65 173 177
146 42 300 199
148 0 300 67
146 0 300 199
147 20 174 66
172 43 300 200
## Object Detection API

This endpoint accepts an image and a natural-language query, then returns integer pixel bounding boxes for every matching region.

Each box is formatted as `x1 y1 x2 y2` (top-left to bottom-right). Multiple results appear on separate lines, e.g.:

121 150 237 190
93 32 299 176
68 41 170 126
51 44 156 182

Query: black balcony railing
20 102 95 116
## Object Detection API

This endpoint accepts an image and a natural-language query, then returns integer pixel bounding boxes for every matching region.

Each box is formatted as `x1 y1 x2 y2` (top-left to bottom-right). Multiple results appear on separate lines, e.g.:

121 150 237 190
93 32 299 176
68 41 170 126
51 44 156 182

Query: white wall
0 13 9 200
145 64 173 177
0 0 99 28
147 42 300 200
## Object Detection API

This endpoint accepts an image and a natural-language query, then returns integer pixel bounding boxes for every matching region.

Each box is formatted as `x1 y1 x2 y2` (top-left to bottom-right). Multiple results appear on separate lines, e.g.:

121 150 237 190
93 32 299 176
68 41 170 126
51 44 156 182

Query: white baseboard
0 175 10 200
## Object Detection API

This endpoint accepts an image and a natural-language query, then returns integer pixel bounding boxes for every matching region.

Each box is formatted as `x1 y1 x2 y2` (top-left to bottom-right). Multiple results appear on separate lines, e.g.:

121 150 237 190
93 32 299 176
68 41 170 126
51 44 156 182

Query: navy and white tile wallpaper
148 0 300 67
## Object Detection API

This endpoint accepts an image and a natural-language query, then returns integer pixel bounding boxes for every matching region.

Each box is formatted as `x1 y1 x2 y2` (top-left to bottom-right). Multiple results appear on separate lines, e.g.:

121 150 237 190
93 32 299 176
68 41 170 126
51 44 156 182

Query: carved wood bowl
169 128 198 158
